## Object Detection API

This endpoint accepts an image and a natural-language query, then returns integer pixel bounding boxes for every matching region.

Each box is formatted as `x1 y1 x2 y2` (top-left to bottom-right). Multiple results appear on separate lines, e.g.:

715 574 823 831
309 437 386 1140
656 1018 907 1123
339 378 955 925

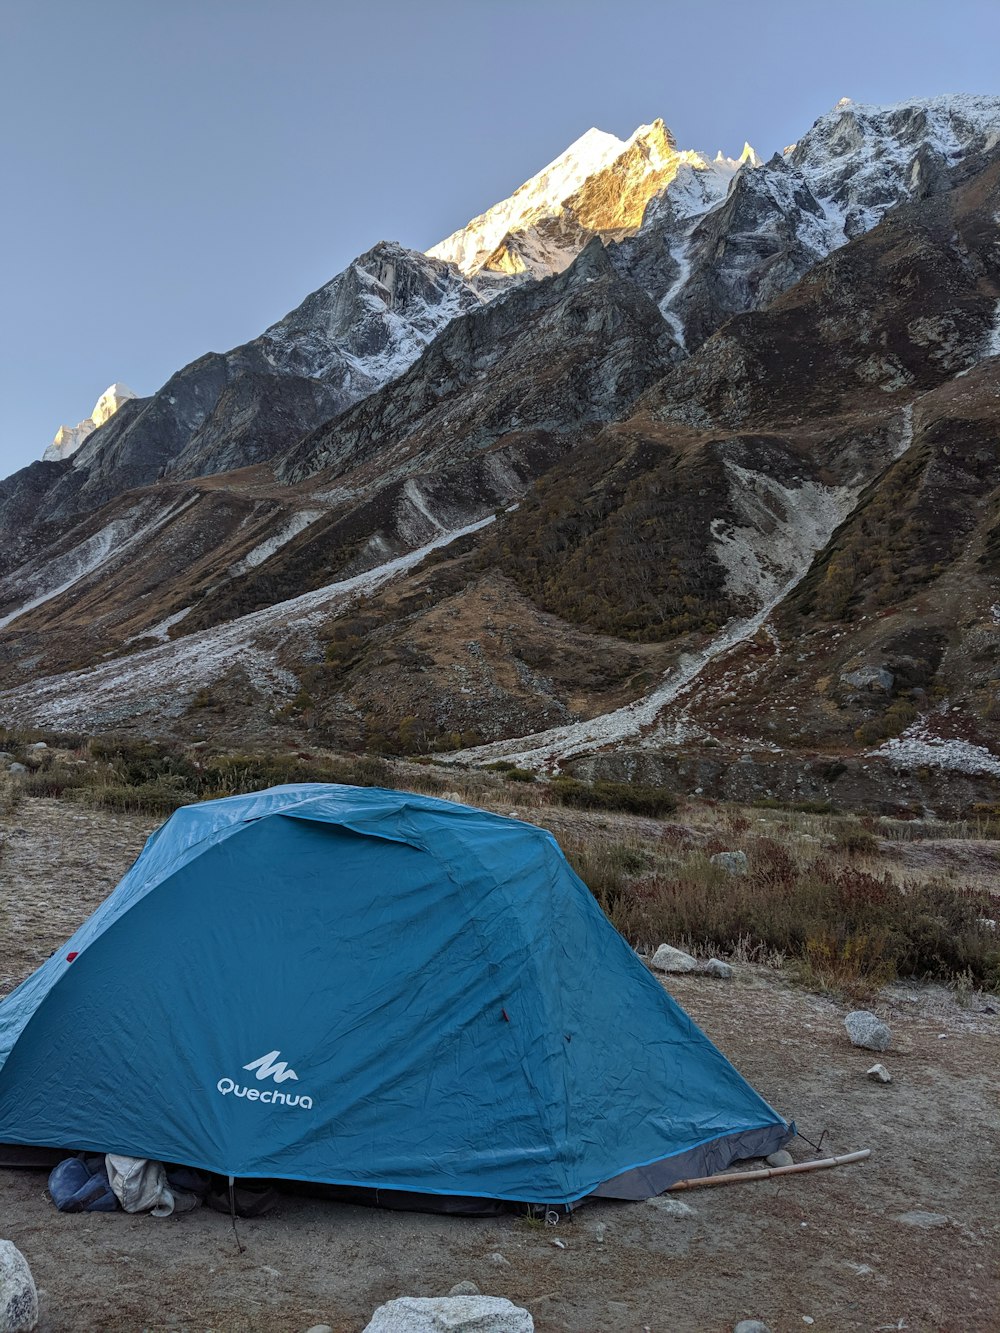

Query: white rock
446 1283 480 1297
362 1296 534 1332
704 958 734 979
304 1326 334 1333
895 1210 950 1229
7 764 27 776
734 1323 772 1333
866 1063 891 1083
650 944 700 974
645 1195 694 1217
0 1241 38 1333
766 1150 793 1168
711 850 749 874
485 1252 510 1267
844 1010 891 1051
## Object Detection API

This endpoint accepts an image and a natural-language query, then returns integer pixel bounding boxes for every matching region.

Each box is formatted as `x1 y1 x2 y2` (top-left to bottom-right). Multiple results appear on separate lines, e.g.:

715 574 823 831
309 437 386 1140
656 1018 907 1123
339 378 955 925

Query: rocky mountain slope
1 93 999 814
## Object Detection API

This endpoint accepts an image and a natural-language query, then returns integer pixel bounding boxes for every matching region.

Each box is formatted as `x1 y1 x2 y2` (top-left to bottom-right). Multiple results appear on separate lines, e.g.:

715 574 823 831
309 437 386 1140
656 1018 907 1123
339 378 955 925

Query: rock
304 1326 334 1333
841 666 894 692
447 1283 480 1297
0 1240 39 1333
895 1210 950 1229
734 1323 772 1333
710 850 749 875
844 1010 890 1052
7 764 27 776
866 1063 891 1083
766 1150 793 1168
29 743 46 751
362 1296 534 1332
593 1221 606 1244
485 1251 510 1267
650 944 700 974
645 1195 694 1217
704 958 734 979
0 753 11 763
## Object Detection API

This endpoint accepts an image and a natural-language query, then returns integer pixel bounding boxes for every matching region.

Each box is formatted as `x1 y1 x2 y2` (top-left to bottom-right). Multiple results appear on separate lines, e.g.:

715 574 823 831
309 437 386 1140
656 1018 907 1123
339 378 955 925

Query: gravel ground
1 798 998 1332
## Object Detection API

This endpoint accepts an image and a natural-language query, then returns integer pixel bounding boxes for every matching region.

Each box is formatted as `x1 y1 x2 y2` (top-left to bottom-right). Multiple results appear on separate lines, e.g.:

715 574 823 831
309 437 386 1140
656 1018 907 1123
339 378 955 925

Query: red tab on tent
66 952 78 963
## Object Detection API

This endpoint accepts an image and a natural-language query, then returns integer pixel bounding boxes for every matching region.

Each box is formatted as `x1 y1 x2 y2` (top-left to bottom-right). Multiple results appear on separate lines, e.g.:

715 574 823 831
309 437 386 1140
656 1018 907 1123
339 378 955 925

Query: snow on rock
428 120 753 284
983 298 1000 360
42 383 137 462
0 496 197 634
790 94 1000 240
228 510 323 577
429 126 628 275
0 513 499 730
874 722 1000 777
256 241 484 394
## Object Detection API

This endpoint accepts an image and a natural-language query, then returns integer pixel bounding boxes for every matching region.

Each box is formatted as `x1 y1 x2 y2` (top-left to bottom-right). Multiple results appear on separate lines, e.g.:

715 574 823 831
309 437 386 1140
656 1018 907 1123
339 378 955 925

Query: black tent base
280 1180 518 1217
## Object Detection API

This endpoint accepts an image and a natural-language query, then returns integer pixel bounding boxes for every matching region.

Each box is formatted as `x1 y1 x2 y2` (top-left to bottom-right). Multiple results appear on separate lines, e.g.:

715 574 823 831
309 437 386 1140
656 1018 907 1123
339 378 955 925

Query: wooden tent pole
666 1148 871 1192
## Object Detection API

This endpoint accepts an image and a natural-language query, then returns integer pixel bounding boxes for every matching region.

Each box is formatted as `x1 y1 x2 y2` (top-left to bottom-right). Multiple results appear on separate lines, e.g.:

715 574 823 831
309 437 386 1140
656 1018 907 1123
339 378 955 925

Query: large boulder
650 944 700 974
844 1010 891 1052
363 1297 533 1332
0 1241 38 1333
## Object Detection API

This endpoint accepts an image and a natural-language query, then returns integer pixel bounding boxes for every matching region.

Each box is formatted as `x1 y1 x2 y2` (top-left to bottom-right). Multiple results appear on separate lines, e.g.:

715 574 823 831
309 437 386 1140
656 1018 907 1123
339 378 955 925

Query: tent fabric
0 783 791 1206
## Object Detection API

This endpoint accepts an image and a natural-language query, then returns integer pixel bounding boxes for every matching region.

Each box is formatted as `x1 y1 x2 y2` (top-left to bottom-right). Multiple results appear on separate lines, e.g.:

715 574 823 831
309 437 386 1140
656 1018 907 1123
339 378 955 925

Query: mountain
43 384 138 463
2 93 1000 816
428 120 752 284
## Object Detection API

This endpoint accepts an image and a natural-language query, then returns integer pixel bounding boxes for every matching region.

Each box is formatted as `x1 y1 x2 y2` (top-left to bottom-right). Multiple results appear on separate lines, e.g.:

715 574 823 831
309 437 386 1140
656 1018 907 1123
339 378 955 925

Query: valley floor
1 798 998 1332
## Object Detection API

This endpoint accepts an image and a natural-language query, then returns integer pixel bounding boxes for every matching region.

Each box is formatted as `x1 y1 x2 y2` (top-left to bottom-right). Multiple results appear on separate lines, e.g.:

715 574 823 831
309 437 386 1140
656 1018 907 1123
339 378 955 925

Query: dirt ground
1 798 998 1333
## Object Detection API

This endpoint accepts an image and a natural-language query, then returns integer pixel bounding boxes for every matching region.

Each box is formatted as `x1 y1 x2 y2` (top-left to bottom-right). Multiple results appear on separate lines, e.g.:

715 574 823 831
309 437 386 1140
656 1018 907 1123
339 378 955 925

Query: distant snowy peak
791 93 1000 238
43 383 137 462
428 119 756 282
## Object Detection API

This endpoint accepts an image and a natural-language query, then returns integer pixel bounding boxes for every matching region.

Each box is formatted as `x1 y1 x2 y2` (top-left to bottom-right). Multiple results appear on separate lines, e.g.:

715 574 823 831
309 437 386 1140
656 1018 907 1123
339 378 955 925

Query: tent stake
667 1148 871 1191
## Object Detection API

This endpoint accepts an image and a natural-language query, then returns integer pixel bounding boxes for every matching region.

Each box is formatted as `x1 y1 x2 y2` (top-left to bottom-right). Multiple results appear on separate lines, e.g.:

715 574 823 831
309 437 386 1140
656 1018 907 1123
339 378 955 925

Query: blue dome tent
0 784 790 1208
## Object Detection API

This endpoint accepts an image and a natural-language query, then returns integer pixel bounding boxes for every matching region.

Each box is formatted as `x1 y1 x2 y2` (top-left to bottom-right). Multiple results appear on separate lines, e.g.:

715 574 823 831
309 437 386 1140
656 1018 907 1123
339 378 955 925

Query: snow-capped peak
43 383 138 463
428 117 758 283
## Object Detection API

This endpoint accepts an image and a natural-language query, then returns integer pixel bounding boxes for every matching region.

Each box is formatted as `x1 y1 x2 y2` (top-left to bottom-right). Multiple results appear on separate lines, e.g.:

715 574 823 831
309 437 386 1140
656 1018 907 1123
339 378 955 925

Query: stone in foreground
0 1241 38 1333
844 1010 891 1052
734 1322 773 1333
766 1150 794 1168
866 1063 892 1083
650 943 700 974
362 1296 534 1332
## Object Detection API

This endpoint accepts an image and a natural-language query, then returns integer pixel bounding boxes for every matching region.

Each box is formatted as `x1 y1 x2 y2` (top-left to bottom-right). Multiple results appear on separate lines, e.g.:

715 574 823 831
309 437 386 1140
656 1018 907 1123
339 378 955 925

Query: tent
0 784 791 1208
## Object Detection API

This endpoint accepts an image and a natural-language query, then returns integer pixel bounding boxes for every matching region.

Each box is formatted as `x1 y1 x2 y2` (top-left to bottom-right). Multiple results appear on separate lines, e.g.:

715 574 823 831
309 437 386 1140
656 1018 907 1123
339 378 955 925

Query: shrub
552 778 676 817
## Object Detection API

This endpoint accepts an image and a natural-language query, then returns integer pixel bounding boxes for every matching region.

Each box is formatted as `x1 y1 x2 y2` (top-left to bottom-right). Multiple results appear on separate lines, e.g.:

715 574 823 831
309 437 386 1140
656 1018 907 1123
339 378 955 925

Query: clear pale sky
2 0 999 480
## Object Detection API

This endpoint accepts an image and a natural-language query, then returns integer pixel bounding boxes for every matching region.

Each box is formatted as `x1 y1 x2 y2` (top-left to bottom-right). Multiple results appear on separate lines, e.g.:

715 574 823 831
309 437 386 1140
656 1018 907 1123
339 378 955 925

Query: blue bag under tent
0 784 791 1211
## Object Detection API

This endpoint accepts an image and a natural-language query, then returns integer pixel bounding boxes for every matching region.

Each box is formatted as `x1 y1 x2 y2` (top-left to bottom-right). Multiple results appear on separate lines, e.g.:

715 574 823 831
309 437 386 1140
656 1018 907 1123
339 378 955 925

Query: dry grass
4 730 998 993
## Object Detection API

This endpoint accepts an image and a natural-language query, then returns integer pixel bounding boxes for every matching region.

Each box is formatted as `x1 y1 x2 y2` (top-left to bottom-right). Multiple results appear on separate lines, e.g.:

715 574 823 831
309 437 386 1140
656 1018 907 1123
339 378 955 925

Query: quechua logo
216 1050 314 1109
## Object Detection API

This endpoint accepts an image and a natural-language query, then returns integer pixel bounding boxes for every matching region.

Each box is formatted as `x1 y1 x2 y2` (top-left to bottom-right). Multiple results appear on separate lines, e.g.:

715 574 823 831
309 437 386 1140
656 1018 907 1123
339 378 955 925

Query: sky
2 0 999 480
